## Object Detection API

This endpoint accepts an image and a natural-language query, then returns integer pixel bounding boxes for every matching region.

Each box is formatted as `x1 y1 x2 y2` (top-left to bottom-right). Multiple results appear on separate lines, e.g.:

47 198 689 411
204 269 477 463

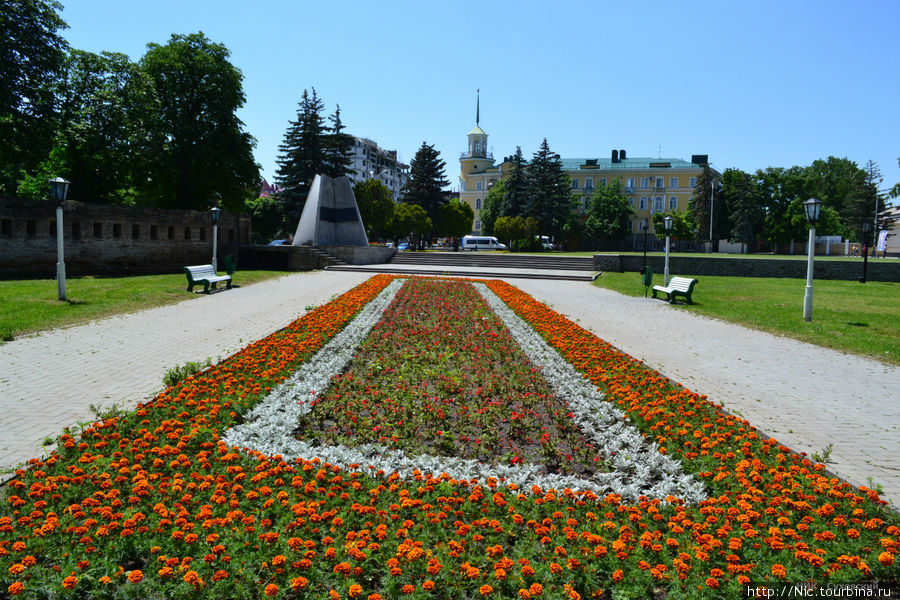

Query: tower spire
476 89 480 126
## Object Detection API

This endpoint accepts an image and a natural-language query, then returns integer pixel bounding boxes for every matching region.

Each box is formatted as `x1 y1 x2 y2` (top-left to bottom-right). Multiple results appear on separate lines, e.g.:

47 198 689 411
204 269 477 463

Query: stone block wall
0 197 251 278
593 254 900 282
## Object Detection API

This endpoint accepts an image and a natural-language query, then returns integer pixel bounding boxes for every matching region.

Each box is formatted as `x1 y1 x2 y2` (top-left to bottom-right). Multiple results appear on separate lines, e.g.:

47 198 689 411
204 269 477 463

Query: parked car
268 239 290 246
397 242 410 251
461 235 507 251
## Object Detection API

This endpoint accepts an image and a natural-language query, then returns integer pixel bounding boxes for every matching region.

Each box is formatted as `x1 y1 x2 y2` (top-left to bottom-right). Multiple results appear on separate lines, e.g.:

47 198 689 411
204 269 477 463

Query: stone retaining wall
0 197 251 278
593 254 900 282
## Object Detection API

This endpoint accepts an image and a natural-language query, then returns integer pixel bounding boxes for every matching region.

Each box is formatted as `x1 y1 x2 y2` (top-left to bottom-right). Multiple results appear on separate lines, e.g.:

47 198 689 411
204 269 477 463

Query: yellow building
458 99 716 242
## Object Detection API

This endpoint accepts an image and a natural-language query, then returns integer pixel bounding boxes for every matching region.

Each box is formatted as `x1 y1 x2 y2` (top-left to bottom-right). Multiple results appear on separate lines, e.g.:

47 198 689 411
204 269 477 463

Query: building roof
559 157 702 171
467 125 487 136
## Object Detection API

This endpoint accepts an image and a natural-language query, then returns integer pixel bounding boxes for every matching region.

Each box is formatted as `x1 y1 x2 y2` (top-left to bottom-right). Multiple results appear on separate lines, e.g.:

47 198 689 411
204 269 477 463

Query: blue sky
59 0 899 195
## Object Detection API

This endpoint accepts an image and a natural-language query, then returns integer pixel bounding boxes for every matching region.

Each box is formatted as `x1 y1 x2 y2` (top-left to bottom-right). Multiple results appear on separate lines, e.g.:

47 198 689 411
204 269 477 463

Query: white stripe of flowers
224 278 705 503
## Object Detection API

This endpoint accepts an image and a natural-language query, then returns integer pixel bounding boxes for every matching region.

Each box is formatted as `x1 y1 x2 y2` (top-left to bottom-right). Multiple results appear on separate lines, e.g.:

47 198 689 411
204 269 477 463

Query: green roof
467 125 487 136
559 157 700 171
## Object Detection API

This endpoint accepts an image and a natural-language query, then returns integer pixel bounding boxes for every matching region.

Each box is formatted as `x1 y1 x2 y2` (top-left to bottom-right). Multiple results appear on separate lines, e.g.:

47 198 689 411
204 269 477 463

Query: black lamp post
210 206 222 271
802 198 822 322
859 222 872 283
50 177 70 301
641 222 649 273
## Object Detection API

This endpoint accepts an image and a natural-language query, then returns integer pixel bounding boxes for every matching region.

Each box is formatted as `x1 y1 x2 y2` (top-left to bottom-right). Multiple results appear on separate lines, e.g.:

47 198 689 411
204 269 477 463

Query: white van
461 235 507 251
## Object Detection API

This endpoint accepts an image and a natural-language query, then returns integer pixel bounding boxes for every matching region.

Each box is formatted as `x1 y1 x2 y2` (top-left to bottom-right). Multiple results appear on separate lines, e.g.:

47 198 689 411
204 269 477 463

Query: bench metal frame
184 264 232 294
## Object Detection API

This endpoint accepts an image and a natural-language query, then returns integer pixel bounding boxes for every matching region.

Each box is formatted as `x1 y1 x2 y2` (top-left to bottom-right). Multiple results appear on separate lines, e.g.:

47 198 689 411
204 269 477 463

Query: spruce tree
525 138 570 242
723 168 763 251
275 88 326 222
501 146 529 218
323 104 354 179
402 141 449 242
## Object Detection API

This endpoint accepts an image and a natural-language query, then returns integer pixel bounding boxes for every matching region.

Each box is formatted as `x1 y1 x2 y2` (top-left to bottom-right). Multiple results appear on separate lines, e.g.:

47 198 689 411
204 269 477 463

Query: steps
388 251 594 271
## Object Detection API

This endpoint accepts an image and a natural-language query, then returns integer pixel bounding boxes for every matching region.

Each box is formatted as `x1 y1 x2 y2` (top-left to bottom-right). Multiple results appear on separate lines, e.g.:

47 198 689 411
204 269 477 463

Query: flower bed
1 275 898 600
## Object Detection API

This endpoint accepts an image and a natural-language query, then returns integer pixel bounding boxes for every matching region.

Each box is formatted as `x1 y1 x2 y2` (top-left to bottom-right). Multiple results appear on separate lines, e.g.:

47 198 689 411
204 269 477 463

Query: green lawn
0 270 288 341
593 271 900 365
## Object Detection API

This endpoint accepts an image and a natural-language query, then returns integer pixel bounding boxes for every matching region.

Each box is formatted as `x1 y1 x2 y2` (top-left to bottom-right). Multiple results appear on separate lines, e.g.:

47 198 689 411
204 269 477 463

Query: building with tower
458 94 715 244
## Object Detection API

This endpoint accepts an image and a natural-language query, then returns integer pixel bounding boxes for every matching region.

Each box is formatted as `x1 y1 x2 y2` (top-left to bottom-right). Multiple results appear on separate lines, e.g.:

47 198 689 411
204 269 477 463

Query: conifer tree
275 88 326 221
501 146 529 218
525 139 570 241
722 168 763 251
323 104 354 179
402 141 449 242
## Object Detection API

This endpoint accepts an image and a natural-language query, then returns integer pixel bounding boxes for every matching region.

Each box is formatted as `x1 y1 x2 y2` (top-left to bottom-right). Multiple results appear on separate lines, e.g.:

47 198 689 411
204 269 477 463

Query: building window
639 197 648 210
669 196 678 210
626 178 634 189
168 226 175 240
0 219 11 237
476 181 482 191
113 224 122 239
475 198 481 210
654 197 663 212
72 221 81 239
93 222 103 238
132 224 140 239
474 219 481 231
571 178 579 189
184 227 191 240
655 177 664 188
585 177 593 190
689 177 698 188
640 177 650 189
461 181 466 191
150 225 158 240
26 220 36 237
669 177 678 188
599 178 607 186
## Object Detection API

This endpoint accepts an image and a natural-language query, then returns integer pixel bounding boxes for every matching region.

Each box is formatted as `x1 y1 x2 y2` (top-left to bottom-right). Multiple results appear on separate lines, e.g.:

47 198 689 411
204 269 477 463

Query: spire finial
476 89 480 126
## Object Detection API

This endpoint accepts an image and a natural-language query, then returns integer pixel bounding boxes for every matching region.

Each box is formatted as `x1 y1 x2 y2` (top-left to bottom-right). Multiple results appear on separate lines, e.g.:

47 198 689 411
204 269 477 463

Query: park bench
652 276 698 305
184 264 232 294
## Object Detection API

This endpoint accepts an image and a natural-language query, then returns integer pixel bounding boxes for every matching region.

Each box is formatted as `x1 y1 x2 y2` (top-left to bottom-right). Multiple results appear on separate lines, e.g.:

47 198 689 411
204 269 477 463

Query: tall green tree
756 166 813 251
140 32 259 212
525 138 570 241
57 50 156 204
583 180 633 245
323 104 354 179
436 198 474 249
721 168 763 251
276 88 326 220
244 195 283 244
501 146 529 217
388 202 431 248
842 159 884 237
354 178 394 241
687 163 724 243
0 0 69 194
479 179 505 235
402 141 448 240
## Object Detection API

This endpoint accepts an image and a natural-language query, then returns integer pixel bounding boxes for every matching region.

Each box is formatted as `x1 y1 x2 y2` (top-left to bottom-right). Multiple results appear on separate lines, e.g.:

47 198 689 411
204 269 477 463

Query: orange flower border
1 274 897 600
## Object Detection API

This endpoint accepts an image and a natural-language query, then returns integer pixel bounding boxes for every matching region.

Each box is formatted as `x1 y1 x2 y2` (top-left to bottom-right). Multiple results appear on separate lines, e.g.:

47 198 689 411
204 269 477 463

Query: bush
163 358 211 387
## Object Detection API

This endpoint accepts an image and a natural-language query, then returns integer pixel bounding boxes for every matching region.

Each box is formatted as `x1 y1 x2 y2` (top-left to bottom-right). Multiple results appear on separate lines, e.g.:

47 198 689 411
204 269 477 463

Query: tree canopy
354 178 394 241
140 32 260 213
583 180 633 245
402 141 448 238
525 139 570 241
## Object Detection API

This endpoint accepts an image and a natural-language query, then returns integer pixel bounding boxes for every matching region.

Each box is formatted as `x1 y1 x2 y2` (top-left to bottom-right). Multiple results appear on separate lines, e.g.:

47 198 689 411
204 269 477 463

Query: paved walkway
1 269 898 511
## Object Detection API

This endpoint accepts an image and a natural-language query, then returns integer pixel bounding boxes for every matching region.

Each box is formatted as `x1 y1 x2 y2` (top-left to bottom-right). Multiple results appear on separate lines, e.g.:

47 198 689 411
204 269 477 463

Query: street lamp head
642 222 649 232
49 177 70 206
862 221 872 234
210 206 222 223
664 215 674 233
803 198 822 225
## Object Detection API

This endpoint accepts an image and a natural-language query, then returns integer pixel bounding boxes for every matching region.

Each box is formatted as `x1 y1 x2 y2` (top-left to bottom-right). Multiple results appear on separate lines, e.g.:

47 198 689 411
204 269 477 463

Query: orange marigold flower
402 584 415 594
612 570 624 583
519 591 532 600
368 595 383 600
349 584 363 597
529 582 543 596
291 577 309 591
8 564 24 576
771 564 787 579
480 584 494 596
62 575 78 589
127 570 143 584
7 582 25 596
705 577 719 588
878 552 894 567
212 570 228 582
423 580 435 591
264 583 278 596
